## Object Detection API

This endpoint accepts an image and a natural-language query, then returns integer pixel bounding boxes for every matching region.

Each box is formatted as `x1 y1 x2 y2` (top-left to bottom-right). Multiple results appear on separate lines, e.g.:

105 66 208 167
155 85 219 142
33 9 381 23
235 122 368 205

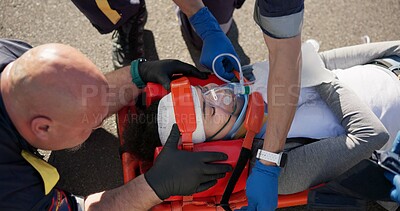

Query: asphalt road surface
1 0 399 210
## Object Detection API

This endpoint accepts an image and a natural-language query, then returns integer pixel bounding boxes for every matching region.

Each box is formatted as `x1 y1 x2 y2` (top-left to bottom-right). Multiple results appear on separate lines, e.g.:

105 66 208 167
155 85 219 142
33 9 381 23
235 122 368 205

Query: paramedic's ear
138 59 208 91
31 116 52 141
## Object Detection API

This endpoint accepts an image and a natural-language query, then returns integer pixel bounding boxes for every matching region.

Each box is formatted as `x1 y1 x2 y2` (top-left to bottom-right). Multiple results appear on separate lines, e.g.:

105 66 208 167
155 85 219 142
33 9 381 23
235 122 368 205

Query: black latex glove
144 124 232 200
139 59 208 90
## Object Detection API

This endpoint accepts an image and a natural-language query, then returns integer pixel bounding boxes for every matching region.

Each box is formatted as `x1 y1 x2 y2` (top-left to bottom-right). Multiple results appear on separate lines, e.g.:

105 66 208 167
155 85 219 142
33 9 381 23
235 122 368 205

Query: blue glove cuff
391 131 400 154
254 160 281 176
189 7 224 40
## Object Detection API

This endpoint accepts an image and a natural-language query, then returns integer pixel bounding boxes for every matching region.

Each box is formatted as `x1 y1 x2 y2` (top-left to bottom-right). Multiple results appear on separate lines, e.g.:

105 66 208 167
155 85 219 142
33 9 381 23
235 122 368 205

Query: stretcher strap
171 77 196 151
220 149 252 211
220 92 264 210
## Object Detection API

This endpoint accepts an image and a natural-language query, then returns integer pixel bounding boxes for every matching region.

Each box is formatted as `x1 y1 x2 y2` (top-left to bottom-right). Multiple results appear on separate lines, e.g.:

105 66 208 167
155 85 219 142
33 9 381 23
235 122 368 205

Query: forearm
316 80 389 149
105 66 142 116
172 0 204 17
320 41 400 70
263 35 301 157
85 175 161 211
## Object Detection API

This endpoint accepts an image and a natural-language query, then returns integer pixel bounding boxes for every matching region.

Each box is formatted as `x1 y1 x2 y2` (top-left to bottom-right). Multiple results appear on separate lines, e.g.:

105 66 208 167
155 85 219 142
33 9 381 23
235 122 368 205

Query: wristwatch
256 149 287 167
130 58 147 89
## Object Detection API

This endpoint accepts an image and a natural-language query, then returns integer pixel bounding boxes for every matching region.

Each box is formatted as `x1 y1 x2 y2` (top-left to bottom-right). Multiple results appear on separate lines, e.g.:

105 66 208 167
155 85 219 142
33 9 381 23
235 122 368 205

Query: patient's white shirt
252 59 400 150
334 65 400 150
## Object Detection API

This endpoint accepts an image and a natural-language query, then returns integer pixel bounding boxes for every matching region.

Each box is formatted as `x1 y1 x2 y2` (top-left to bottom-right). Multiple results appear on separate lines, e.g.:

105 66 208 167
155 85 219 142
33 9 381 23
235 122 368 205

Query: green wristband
130 58 146 89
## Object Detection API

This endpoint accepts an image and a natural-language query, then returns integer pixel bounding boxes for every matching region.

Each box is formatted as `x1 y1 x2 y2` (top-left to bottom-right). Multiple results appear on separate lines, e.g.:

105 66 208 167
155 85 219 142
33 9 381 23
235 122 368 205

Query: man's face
195 84 244 140
55 122 95 150
50 94 109 151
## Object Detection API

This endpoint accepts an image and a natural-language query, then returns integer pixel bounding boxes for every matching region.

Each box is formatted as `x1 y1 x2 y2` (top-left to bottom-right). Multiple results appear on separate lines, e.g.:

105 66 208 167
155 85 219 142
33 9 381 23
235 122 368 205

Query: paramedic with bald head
0 39 232 210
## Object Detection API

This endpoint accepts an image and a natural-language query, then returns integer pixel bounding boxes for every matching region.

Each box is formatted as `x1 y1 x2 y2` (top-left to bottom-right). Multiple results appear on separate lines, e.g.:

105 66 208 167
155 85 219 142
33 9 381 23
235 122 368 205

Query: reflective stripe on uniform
95 0 121 24
21 150 59 195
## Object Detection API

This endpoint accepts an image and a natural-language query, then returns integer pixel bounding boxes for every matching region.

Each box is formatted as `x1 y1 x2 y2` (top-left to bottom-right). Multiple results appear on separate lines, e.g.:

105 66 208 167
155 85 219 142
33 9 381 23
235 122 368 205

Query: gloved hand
144 124 232 200
139 59 208 90
390 131 400 154
384 131 400 203
384 172 400 203
236 160 280 211
189 7 239 81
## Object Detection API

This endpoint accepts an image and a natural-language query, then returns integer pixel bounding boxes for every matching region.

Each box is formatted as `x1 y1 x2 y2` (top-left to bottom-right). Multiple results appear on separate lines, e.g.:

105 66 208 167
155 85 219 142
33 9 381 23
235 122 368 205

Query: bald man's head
1 43 109 150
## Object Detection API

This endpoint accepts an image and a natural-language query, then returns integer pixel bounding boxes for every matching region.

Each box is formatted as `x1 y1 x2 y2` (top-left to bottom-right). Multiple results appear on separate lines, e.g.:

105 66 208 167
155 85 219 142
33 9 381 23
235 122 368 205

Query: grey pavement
1 0 399 210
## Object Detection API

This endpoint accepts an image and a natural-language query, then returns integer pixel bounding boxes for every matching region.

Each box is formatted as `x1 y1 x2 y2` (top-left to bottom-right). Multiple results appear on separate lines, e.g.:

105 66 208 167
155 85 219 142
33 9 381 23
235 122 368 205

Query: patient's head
123 83 246 161
195 84 245 140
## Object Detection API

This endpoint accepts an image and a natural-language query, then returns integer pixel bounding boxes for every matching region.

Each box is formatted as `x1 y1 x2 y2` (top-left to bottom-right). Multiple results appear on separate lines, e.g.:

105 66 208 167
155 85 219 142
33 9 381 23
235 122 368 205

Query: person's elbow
373 124 390 148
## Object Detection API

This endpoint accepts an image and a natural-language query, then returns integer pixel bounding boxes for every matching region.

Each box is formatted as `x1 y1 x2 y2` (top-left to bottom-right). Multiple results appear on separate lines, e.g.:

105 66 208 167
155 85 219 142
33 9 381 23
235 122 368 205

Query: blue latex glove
236 160 281 211
189 7 239 81
384 172 400 203
384 131 400 203
390 131 400 154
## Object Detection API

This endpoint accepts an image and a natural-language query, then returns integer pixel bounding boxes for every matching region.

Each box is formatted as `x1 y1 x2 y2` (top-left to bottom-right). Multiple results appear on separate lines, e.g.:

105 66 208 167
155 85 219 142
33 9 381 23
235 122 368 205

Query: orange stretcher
116 75 312 210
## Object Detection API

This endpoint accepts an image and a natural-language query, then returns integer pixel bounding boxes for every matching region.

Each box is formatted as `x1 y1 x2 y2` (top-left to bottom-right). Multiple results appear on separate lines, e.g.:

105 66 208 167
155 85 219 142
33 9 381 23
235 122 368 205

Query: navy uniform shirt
0 39 78 210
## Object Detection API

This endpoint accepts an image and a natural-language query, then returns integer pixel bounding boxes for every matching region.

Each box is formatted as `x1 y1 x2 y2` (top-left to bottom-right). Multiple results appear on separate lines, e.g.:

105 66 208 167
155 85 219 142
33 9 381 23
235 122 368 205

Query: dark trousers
71 0 144 34
71 0 240 34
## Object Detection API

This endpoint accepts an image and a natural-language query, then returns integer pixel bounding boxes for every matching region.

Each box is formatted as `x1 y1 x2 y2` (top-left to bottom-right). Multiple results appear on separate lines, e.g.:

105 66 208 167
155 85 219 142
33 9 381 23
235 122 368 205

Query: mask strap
171 77 195 151
206 114 233 142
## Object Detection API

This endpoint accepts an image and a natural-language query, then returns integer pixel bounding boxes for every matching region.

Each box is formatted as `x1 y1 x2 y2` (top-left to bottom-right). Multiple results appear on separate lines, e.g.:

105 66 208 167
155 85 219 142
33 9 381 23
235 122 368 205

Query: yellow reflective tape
21 150 59 195
95 0 121 24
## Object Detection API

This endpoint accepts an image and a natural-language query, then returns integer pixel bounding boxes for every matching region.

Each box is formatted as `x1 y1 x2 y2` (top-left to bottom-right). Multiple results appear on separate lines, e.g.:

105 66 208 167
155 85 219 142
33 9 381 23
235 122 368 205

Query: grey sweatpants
252 80 389 194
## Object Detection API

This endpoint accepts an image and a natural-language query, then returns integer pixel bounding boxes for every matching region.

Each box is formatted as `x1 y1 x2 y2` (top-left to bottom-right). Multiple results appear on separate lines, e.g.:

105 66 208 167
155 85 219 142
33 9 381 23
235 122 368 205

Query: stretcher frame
116 75 311 210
